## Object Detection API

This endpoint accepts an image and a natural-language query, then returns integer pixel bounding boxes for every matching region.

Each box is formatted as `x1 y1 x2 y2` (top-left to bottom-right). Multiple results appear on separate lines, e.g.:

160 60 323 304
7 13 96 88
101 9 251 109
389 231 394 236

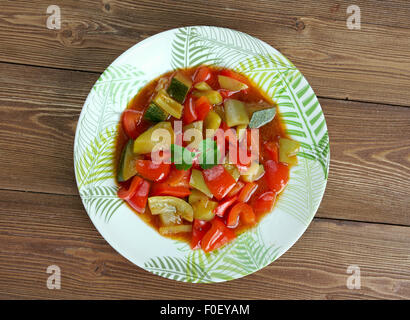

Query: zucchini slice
144 102 168 122
117 139 138 182
167 72 192 103
153 89 184 119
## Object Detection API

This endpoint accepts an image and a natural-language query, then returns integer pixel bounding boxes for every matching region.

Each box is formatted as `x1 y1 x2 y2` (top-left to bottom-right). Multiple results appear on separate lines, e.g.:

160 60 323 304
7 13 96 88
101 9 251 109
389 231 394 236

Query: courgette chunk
167 72 192 103
117 139 138 182
224 99 249 127
144 102 168 122
153 90 184 119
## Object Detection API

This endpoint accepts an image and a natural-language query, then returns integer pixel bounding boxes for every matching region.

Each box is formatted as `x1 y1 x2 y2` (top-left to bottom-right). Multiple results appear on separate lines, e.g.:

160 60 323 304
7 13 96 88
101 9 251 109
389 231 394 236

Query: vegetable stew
114 66 300 253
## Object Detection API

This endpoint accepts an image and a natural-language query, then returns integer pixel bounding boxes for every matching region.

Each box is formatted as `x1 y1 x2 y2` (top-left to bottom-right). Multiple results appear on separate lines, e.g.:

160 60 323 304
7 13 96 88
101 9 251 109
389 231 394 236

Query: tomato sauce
114 66 291 245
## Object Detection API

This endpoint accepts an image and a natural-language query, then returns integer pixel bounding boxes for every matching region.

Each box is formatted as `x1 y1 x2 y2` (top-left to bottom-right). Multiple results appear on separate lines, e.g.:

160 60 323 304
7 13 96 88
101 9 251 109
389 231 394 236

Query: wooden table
0 0 409 300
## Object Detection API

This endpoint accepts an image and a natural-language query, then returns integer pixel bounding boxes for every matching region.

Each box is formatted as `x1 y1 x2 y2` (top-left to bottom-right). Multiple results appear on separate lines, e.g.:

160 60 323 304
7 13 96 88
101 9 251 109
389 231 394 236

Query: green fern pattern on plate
74 65 146 222
144 228 281 283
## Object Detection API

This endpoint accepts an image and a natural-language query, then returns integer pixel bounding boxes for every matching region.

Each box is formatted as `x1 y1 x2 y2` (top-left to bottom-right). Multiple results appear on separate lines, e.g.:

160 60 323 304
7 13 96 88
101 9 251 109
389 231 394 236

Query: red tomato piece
193 66 212 84
117 175 143 200
264 160 290 193
122 109 143 139
127 180 150 213
190 219 211 250
226 202 256 228
253 191 276 215
201 218 236 253
202 165 236 200
135 160 170 182
238 182 258 203
195 96 212 120
214 196 238 218
264 141 279 162
182 96 197 124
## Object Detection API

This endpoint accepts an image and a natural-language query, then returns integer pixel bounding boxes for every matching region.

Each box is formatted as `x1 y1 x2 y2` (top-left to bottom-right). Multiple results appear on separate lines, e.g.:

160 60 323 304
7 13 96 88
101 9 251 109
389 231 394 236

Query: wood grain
1 1 410 300
0 63 408 225
1 1 410 106
0 189 408 300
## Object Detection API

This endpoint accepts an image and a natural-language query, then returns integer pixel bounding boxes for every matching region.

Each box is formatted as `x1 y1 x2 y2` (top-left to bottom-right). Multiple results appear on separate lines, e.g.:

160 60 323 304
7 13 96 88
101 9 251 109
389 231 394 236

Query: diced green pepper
224 99 249 127
133 121 174 154
218 75 248 91
192 198 218 221
223 163 240 181
204 110 222 138
183 121 203 150
279 138 300 165
192 90 223 105
148 196 194 222
188 189 209 205
236 124 247 141
240 162 265 182
153 89 184 119
194 81 212 91
189 169 213 198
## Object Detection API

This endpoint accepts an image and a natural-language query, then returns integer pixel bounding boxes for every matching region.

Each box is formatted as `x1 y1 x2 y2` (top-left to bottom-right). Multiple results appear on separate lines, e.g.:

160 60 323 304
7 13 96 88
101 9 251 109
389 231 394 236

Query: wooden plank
0 63 409 225
0 189 408 299
1 1 410 106
315 99 410 225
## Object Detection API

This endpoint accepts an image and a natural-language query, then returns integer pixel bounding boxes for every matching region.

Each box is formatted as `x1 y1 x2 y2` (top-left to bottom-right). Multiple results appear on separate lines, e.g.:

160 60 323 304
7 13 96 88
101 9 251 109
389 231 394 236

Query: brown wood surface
0 189 409 299
0 0 409 300
2 0 410 106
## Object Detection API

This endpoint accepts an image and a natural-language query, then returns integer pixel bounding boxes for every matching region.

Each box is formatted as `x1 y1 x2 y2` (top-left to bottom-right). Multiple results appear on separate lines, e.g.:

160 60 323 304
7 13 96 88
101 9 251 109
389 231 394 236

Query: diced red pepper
264 141 279 162
166 167 191 188
150 167 191 197
190 219 211 250
218 89 236 100
127 180 150 213
182 96 197 124
117 175 143 200
135 160 170 182
201 218 236 253
213 196 238 218
122 109 144 139
226 202 256 228
195 96 212 120
238 182 258 203
151 185 191 197
202 165 236 200
226 181 245 197
193 66 212 84
264 160 290 193
253 191 276 215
